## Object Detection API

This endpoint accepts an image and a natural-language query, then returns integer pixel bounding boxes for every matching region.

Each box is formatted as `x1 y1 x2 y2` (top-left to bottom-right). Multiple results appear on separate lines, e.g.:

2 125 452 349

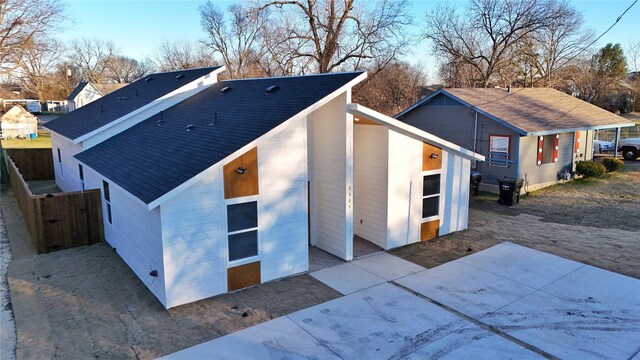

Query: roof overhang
526 122 636 136
65 66 227 144
348 103 485 162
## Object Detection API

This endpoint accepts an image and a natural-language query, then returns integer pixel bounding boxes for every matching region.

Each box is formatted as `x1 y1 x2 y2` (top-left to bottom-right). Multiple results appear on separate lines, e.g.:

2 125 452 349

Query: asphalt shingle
75 71 364 205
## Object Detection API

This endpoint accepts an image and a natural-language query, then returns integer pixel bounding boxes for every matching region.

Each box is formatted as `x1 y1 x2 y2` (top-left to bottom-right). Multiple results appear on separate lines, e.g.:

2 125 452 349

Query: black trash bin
470 172 482 196
497 177 524 206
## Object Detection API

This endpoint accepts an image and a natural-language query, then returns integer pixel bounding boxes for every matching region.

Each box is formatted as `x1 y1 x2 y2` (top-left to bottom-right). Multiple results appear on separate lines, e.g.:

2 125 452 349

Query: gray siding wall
518 132 574 187
399 97 519 185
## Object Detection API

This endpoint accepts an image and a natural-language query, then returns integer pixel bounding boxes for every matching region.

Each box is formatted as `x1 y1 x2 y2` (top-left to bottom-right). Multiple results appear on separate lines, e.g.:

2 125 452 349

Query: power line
557 0 638 69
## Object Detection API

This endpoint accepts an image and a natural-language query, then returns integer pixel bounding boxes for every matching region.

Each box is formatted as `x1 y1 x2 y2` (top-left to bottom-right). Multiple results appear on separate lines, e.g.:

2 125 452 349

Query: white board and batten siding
257 116 309 282
50 131 84 192
386 130 423 249
308 93 353 260
81 165 167 306
353 125 388 248
160 169 226 308
439 150 471 236
159 116 309 308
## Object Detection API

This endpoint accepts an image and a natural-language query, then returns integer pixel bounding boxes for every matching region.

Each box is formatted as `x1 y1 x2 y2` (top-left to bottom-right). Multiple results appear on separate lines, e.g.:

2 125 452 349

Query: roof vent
186 124 195 131
145 77 153 82
97 105 104 114
157 119 164 125
134 89 139 97
176 74 185 80
220 86 231 93
265 85 280 93
209 113 218 125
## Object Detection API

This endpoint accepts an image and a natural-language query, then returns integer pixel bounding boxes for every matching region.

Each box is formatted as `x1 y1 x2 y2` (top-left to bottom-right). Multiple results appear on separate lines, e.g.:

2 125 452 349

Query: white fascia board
527 122 637 136
147 71 368 210
348 103 485 162
72 66 227 144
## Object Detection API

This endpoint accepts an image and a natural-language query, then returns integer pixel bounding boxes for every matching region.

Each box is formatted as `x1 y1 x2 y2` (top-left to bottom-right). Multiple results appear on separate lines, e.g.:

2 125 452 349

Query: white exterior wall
257 116 308 282
386 131 423 249
160 169 226 309
158 116 308 308
439 151 471 236
82 165 167 306
69 85 102 111
50 131 84 192
83 73 218 149
353 125 388 248
308 93 353 260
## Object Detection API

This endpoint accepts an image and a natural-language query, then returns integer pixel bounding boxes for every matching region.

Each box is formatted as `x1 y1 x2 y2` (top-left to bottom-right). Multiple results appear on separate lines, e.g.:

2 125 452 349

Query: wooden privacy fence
5 148 55 181
5 151 104 254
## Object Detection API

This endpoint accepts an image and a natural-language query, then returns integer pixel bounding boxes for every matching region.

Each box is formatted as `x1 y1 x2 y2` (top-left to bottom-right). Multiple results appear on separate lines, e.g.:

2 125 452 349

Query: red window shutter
575 132 581 153
553 134 559 163
537 136 544 166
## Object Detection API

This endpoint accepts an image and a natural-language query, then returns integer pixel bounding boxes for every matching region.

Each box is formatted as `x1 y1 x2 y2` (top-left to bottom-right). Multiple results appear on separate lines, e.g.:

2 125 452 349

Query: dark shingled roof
75 71 364 205
47 67 222 140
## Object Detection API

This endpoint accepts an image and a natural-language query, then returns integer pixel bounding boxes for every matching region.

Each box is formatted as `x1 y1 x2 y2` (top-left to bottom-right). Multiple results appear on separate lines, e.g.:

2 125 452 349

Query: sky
59 0 640 80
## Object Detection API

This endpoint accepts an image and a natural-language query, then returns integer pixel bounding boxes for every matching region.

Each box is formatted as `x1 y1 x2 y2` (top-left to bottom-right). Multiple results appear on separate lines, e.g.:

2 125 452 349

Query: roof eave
348 103 485 162
526 122 637 136
394 88 445 118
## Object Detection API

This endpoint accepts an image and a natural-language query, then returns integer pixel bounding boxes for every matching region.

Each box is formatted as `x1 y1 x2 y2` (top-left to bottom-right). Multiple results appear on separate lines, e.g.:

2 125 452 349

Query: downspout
571 132 576 175
614 127 621 158
473 110 478 169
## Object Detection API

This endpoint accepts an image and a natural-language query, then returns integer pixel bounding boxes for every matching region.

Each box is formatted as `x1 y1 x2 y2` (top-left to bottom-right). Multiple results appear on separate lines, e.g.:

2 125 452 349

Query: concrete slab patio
166 243 640 360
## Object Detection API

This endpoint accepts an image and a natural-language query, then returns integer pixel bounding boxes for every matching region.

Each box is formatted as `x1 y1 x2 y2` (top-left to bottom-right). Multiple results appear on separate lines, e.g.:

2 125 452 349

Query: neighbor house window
537 134 559 166
227 201 258 262
57 148 63 177
103 180 112 224
422 174 440 219
488 135 510 167
78 164 84 190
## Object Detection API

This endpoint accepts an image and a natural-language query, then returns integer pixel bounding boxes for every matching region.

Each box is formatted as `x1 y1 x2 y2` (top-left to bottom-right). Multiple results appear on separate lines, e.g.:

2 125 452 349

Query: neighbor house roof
396 88 635 135
75 71 366 207
92 83 128 95
47 66 223 140
66 82 90 101
348 104 484 162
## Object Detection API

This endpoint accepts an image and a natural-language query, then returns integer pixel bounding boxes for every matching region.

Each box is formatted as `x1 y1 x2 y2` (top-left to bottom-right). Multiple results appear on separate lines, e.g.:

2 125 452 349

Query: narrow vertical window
422 174 440 219
226 201 258 262
57 148 63 177
78 164 85 190
103 180 112 224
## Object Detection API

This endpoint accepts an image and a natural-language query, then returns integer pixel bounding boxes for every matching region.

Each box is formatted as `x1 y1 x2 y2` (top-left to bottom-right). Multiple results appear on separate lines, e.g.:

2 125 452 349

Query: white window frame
225 196 259 266
102 180 112 225
421 169 442 222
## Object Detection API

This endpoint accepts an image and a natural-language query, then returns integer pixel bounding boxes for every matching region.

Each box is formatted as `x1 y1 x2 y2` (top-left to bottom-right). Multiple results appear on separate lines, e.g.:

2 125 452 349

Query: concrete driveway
163 243 640 359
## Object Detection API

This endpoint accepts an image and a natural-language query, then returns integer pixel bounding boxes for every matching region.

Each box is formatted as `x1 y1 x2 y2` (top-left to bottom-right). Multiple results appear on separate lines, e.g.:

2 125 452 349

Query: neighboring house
67 82 129 111
1 105 38 139
44 66 225 192
396 88 635 192
64 71 483 309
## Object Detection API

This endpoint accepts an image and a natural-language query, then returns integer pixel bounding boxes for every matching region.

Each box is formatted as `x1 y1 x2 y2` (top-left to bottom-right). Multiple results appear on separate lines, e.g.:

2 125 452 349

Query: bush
601 157 624 172
575 161 606 178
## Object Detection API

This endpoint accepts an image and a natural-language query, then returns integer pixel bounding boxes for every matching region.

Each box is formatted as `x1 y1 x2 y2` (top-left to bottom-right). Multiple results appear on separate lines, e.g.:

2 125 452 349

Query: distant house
49 70 483 309
67 82 129 111
1 105 38 139
396 88 635 191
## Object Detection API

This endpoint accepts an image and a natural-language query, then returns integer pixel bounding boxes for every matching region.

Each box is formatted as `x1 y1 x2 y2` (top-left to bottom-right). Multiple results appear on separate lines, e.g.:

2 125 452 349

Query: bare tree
425 0 577 87
627 39 640 74
16 38 64 100
0 0 65 75
254 0 413 74
151 39 217 71
353 60 428 115
199 1 268 78
102 55 150 83
67 38 117 82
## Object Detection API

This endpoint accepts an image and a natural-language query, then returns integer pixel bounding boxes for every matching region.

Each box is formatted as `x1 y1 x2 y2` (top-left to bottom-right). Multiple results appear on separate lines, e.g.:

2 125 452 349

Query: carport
162 243 640 359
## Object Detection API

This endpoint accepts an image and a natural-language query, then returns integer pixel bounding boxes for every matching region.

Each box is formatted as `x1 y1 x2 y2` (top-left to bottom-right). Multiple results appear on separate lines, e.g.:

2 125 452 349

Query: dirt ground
472 160 640 231
393 160 640 279
1 187 340 359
